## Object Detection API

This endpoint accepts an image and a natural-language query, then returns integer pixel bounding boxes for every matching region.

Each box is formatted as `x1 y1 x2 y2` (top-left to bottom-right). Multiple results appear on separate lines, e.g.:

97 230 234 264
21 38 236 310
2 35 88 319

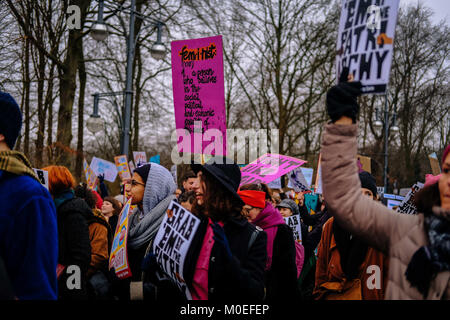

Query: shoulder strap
248 226 262 251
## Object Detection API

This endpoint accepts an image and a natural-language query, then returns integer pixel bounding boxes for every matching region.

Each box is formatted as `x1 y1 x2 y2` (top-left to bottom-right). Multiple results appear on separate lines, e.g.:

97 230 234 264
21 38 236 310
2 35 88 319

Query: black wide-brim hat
191 156 245 206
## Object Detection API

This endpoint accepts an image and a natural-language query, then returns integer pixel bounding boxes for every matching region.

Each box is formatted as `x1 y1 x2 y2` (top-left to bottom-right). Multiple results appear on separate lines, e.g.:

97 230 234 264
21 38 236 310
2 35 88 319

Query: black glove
327 69 363 123
141 252 158 275
98 174 105 184
211 222 232 261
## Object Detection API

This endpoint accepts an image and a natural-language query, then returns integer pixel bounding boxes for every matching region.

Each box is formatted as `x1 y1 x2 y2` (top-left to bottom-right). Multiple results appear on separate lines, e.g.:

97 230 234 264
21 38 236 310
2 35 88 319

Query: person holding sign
238 183 301 301
320 69 450 299
0 91 58 300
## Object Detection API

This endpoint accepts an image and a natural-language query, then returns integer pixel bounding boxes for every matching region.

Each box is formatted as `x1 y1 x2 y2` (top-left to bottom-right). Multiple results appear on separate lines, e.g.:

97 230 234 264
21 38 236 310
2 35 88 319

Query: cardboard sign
89 156 118 183
33 168 49 190
133 152 147 168
336 0 400 94
153 200 201 299
284 215 302 244
429 152 441 176
114 155 132 181
396 182 424 214
288 167 310 192
314 154 323 194
357 154 371 173
128 161 135 174
171 35 227 156
83 159 98 190
240 154 306 186
109 198 133 279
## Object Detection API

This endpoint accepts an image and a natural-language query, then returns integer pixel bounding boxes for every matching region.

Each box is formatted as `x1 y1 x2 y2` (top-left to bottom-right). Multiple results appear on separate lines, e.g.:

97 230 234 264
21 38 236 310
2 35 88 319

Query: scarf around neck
252 202 285 270
0 150 39 181
405 206 450 297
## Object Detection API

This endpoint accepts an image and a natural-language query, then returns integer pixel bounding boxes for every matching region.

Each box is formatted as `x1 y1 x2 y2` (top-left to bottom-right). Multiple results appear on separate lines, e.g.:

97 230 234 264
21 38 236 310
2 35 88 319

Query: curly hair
191 169 243 222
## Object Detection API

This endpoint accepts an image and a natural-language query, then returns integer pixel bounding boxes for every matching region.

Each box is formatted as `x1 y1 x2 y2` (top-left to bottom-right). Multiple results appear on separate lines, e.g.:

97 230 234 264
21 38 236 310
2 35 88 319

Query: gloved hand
98 173 105 184
211 222 232 261
141 252 158 275
326 68 363 123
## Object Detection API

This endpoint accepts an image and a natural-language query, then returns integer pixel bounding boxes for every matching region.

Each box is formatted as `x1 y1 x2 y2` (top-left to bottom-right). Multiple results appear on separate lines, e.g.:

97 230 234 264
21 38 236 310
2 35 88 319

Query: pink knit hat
424 145 450 187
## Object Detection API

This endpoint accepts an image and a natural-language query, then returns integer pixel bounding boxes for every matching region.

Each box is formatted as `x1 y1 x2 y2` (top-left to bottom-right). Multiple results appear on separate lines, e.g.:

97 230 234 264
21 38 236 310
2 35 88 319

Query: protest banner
268 177 282 189
109 198 133 279
128 161 135 173
428 152 441 176
288 167 310 192
33 168 49 190
114 155 132 181
396 182 424 214
133 151 147 167
336 0 400 94
284 215 302 244
150 154 161 164
89 156 118 183
239 154 306 186
171 35 227 156
153 200 201 299
83 159 98 190
305 193 319 214
357 154 371 173
314 154 323 194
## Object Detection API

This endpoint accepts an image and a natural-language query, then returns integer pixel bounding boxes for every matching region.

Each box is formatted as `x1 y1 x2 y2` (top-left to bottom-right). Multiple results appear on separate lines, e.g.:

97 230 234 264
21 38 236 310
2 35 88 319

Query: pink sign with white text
171 35 226 156
240 154 306 186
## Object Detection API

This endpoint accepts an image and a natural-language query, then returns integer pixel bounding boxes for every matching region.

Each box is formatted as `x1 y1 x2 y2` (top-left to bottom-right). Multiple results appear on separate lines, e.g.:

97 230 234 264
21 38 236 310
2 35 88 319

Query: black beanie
0 92 22 149
326 81 363 122
359 171 377 197
134 163 151 184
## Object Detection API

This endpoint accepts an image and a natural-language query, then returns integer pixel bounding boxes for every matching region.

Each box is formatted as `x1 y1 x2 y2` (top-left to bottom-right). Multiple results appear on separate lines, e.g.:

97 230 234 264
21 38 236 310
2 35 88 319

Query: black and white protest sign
284 215 302 244
336 0 399 94
288 167 310 192
33 168 49 190
396 182 424 214
153 200 200 299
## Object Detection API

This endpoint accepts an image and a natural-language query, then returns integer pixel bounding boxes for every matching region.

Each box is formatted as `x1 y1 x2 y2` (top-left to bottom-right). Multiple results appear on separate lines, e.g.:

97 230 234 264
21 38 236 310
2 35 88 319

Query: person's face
180 201 192 212
279 207 293 217
361 188 374 199
183 177 197 192
175 189 182 198
193 171 206 205
242 205 262 222
101 201 114 217
439 153 450 209
129 172 145 205
297 192 305 206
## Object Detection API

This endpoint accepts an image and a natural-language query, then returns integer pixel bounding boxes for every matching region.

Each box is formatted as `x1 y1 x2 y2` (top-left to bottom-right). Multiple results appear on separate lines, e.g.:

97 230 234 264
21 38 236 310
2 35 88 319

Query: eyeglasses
130 179 145 187
242 205 255 217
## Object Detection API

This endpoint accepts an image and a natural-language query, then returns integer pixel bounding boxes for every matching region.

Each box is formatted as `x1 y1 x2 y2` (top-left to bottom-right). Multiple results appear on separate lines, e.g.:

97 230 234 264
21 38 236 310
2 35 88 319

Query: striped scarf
0 150 39 182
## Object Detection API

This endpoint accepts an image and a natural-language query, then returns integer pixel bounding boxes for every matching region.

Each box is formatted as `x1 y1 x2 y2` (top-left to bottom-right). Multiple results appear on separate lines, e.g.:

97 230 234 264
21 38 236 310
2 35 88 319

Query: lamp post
374 93 399 194
88 0 167 156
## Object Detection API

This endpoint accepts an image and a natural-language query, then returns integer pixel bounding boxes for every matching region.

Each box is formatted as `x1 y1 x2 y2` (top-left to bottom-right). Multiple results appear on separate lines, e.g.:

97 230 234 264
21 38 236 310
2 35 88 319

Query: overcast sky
405 0 450 24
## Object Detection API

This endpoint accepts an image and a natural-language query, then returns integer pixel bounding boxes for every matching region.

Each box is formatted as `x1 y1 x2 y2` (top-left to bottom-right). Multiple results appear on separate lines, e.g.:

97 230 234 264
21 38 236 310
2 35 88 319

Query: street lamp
89 0 167 156
374 93 399 194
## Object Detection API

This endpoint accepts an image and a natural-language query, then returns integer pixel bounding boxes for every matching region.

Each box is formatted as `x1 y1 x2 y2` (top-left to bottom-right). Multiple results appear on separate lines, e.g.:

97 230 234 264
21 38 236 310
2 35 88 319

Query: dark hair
74 183 97 209
182 171 197 182
413 182 441 216
178 190 196 205
103 196 122 216
191 170 243 222
240 183 273 201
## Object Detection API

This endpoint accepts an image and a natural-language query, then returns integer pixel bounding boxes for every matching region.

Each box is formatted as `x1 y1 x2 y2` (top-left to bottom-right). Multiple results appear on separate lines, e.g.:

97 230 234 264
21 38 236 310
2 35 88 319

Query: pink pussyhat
424 145 450 187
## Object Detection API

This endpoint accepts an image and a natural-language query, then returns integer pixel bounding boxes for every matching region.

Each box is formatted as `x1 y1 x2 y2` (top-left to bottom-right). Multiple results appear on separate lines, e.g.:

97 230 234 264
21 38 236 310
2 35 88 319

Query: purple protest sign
171 35 227 156
240 154 307 186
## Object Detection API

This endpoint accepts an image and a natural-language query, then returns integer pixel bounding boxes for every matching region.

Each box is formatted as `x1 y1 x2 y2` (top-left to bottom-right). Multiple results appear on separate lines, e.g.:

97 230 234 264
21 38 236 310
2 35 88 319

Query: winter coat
251 202 299 301
313 217 388 300
87 209 112 277
0 170 58 300
321 122 450 299
56 196 92 300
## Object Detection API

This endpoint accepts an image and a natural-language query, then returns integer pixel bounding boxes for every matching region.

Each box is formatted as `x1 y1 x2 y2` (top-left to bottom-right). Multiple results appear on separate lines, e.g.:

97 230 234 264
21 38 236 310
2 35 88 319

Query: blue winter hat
0 92 22 149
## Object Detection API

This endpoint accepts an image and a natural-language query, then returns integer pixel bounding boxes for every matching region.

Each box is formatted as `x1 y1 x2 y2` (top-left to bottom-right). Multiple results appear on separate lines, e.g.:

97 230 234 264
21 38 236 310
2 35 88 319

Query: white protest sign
128 161 135 173
133 151 147 168
33 168 49 190
336 0 400 94
284 215 302 244
288 167 310 192
396 182 424 214
153 200 201 299
314 154 323 194
90 157 118 183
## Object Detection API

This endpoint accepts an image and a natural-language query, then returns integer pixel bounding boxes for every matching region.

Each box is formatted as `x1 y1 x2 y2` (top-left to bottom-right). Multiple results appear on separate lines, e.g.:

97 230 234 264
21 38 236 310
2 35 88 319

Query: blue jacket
0 170 58 300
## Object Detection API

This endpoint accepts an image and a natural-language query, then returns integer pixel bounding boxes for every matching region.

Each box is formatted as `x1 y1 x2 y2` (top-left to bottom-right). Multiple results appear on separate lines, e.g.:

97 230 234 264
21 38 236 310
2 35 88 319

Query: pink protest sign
240 154 307 186
171 35 227 156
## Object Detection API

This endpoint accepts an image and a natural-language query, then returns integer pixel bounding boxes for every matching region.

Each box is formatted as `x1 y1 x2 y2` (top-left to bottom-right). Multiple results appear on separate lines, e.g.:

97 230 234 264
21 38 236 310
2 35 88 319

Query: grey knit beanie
277 198 300 215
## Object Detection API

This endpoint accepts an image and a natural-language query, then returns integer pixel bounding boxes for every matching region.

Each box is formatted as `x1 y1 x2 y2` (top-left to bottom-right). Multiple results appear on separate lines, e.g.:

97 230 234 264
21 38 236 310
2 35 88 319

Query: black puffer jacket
56 197 92 300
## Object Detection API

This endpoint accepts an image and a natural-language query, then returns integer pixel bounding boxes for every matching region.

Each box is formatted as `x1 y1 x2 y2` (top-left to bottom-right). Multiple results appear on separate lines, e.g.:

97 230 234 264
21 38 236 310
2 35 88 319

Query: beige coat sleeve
320 122 414 254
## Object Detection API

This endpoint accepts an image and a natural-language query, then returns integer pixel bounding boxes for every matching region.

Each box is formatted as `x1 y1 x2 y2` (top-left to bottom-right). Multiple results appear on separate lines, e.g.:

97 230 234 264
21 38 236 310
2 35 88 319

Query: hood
252 201 285 230
142 163 177 216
